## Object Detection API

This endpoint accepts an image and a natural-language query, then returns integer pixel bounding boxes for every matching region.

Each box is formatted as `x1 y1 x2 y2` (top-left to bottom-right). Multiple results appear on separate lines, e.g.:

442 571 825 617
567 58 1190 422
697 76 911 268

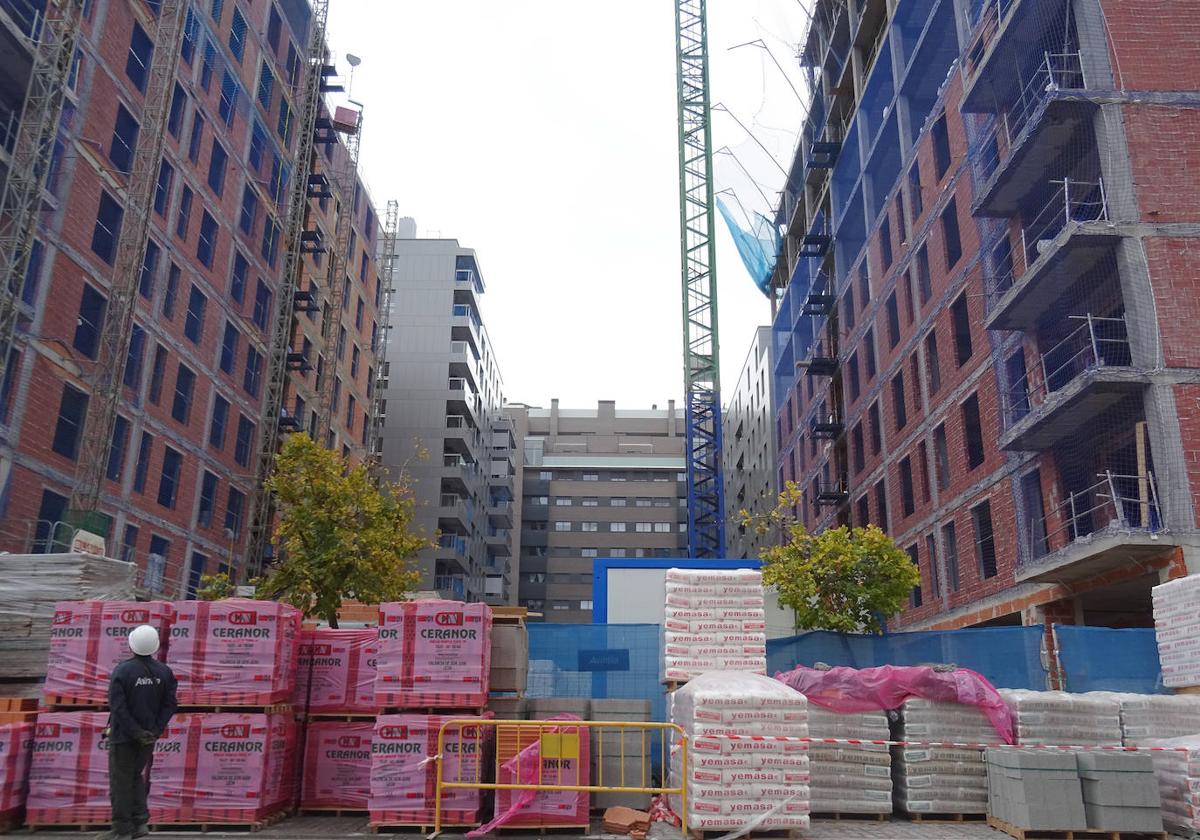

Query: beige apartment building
504 400 688 622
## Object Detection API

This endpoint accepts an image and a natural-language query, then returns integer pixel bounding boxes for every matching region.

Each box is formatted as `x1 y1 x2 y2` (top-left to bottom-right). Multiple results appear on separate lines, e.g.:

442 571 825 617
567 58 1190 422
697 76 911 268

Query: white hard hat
128 625 160 657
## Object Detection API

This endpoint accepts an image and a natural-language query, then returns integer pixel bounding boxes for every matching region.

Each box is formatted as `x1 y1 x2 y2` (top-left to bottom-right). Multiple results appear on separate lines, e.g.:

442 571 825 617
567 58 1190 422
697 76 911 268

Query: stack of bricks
369 600 493 830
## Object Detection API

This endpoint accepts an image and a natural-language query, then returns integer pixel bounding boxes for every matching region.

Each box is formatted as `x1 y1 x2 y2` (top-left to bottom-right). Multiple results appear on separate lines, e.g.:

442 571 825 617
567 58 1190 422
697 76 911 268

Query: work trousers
108 740 153 834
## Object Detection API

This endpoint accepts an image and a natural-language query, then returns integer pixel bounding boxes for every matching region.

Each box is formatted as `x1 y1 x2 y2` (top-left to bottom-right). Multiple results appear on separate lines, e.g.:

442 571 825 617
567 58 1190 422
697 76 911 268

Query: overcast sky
327 1 809 411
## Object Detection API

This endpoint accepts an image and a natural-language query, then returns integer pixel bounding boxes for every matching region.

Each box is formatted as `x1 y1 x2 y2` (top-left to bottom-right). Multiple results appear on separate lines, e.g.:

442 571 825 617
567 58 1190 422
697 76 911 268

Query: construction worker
99 625 178 840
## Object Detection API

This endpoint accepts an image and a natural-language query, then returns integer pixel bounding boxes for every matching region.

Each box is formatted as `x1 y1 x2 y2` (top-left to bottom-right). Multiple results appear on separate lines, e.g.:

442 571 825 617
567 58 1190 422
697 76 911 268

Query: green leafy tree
744 483 919 633
257 435 427 627
197 572 237 601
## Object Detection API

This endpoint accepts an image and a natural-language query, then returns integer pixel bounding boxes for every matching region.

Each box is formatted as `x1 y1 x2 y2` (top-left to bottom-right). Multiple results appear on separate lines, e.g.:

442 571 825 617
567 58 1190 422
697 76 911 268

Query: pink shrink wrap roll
375 601 492 709
43 601 173 704
167 599 301 706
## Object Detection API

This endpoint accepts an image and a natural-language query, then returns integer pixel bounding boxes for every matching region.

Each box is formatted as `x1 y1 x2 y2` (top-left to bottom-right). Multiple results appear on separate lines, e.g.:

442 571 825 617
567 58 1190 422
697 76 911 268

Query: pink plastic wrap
43 601 173 703
292 629 378 714
368 714 489 825
25 712 111 826
167 599 301 706
774 664 1015 743
0 722 34 820
375 601 492 709
301 720 373 810
149 712 297 823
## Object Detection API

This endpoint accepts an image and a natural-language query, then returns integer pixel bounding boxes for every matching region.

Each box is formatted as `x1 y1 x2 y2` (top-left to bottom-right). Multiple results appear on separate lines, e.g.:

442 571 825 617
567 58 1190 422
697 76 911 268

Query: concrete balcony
438 493 472 531
440 453 474 494
487 500 513 528
1016 471 1166 584
961 0 1063 115
451 304 483 354
999 315 1147 451
444 414 476 456
449 340 481 391
485 528 512 557
986 178 1119 331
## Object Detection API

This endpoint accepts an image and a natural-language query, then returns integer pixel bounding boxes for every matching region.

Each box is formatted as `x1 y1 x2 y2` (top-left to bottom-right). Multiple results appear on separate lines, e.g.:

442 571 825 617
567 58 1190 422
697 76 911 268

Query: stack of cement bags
808 707 892 815
1148 735 1200 835
893 699 993 815
1000 690 1122 746
1106 693 1200 745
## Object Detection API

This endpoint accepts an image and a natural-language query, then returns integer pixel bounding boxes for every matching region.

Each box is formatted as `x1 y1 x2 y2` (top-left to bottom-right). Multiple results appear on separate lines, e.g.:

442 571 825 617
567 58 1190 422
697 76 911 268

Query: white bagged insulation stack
807 707 893 814
1147 735 1200 834
670 671 810 831
894 699 993 815
663 568 767 682
999 690 1122 746
1152 575 1200 688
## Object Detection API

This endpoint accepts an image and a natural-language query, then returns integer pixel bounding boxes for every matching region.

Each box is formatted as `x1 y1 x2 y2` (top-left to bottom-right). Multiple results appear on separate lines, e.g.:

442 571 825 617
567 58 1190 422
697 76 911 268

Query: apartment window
891 372 907 431
120 524 138 565
51 384 88 460
864 328 877 379
899 456 915 517
972 500 997 578
261 217 280 266
157 447 182 509
581 548 599 558
126 22 153 91
583 473 599 481
239 186 257 235
252 281 272 331
148 345 167 404
962 392 985 469
219 322 239 373
582 522 599 532
73 284 106 359
92 191 124 264
229 7 247 61
197 211 218 268
109 104 139 174
210 395 228 449
874 480 888 531
162 263 179 319
916 244 933 304
910 353 921 407
948 294 973 368
635 497 652 508
554 521 571 532
886 293 900 348
1006 350 1030 421
852 423 865 474
908 544 922 607
171 363 195 424
198 471 218 527
129 431 153 494
925 533 941 597
879 214 893 271
611 522 626 532
350 346 360 379
153 161 173 220
932 422 951 490
611 498 626 507
207 139 227 196
167 83 185 137
539 471 552 480
336 325 347 360
842 285 855 330
176 186 192 239
124 325 145 389
847 353 860 403
868 401 882 455
909 160 923 219
184 286 206 343
187 113 203 163
942 199 962 269
345 395 355 430
266 5 281 50
225 487 245 535
855 494 870 527
234 415 254 466
230 252 248 304
636 522 652 533
243 348 262 397
654 522 671 533
932 113 951 180
1021 468 1050 557
924 331 941 394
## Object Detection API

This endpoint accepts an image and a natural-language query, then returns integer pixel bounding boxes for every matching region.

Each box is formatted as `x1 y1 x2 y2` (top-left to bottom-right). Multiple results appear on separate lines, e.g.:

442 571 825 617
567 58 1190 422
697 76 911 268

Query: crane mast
675 0 725 558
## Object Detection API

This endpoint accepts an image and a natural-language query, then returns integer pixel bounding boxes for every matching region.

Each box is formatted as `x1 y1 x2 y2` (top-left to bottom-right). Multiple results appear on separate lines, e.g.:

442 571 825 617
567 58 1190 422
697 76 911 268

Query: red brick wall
1099 0 1200 91
1123 107 1200 223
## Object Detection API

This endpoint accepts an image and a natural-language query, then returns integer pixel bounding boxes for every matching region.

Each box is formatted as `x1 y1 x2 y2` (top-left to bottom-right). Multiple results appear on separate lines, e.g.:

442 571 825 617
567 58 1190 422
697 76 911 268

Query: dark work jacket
107 655 179 745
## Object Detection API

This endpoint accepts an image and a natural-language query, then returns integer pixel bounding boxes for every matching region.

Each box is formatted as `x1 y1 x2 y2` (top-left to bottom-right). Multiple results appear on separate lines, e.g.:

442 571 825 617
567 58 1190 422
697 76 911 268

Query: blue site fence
1054 626 1166 694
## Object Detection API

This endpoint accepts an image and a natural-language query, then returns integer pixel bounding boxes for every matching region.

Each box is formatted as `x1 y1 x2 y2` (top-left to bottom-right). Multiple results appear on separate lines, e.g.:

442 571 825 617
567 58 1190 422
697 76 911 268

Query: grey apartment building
504 400 689 622
723 327 778 560
378 235 514 603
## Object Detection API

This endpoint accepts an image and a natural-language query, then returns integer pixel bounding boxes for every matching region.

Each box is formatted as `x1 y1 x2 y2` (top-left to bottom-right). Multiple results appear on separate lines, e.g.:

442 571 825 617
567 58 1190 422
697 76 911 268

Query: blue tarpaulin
717 196 778 297
1054 625 1166 693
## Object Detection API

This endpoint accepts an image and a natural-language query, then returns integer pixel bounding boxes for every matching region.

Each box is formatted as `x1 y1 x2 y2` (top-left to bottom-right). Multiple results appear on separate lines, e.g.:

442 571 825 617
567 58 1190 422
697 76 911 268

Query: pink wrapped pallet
376 601 492 710
368 714 490 826
25 712 110 826
43 601 173 704
149 712 296 823
292 629 378 714
0 722 34 824
485 719 590 831
302 720 373 810
167 599 301 706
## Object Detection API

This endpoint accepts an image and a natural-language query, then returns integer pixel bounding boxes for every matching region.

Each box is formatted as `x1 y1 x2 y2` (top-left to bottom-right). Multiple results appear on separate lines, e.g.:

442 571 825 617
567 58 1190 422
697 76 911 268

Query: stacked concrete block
1077 752 1163 832
986 748 1087 829
808 707 892 815
1147 735 1200 834
1153 575 1200 688
893 700 993 814
590 699 653 811
999 690 1122 746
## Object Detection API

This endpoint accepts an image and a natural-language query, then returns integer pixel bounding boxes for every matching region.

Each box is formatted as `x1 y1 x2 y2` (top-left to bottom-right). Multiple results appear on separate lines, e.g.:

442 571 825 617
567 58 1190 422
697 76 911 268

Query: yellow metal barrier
432 718 689 836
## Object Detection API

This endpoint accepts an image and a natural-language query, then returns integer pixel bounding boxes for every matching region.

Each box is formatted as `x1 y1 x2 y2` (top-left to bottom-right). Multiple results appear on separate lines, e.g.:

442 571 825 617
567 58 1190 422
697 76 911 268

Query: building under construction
773 0 1200 643
0 0 392 597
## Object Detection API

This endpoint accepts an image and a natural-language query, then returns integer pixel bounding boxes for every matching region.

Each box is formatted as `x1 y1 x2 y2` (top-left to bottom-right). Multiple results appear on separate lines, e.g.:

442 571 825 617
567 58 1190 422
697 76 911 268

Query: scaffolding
67 0 190 528
365 199 399 484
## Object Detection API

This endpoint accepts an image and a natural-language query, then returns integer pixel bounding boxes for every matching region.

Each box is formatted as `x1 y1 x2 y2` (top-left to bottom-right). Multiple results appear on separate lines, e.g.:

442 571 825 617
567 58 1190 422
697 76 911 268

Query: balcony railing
438 534 467 555
447 377 471 393
435 574 466 600
446 415 466 429
1021 177 1108 268
1024 471 1163 563
440 493 465 508
452 304 482 331
1001 315 1132 429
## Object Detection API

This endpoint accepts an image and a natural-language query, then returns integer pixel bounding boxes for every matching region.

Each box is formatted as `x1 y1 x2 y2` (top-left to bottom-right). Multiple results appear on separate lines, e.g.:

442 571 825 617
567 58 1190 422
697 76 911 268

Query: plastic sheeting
766 626 1046 689
293 628 378 714
1054 626 1165 693
774 664 1016 743
376 601 492 709
44 601 172 703
0 722 33 822
716 197 778 297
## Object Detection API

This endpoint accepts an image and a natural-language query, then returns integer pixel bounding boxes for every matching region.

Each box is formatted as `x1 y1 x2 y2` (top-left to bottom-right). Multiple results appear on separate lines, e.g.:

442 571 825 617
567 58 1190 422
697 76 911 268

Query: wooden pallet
1174 686 1200 696
369 823 474 834
40 695 107 710
299 808 369 817
811 811 890 821
380 708 487 718
492 607 528 626
988 815 1169 840
904 811 988 823
27 823 111 832
306 713 378 722
149 810 291 833
0 697 38 712
177 703 294 714
688 829 803 840
493 825 591 835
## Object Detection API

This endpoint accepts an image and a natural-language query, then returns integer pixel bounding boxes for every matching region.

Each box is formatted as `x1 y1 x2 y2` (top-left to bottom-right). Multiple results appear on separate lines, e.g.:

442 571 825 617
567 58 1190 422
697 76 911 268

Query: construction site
0 0 1199 838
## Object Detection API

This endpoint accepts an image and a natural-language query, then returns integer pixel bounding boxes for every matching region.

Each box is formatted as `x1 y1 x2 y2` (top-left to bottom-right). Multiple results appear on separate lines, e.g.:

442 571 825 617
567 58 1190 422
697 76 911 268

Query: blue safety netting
766 626 1048 689
717 196 779 297
1053 625 1166 694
